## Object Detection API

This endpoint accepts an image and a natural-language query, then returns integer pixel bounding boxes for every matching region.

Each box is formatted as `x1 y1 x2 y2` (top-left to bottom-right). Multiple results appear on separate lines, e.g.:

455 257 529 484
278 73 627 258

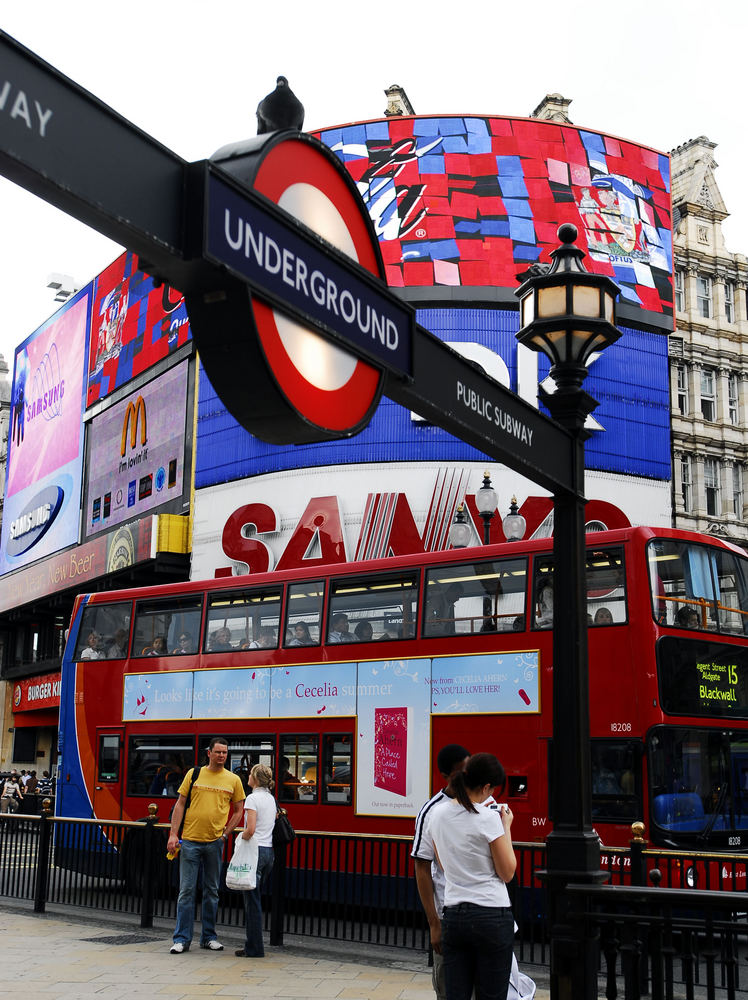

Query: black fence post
629 820 647 887
33 798 53 913
269 843 286 946
629 820 651 994
140 803 158 929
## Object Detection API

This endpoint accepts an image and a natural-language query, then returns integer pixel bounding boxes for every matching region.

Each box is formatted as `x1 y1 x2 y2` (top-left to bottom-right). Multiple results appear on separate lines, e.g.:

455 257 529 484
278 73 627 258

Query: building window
729 373 739 425
676 364 689 415
725 281 736 323
700 368 716 421
704 458 720 516
681 456 692 512
674 269 685 312
734 464 743 517
697 275 713 319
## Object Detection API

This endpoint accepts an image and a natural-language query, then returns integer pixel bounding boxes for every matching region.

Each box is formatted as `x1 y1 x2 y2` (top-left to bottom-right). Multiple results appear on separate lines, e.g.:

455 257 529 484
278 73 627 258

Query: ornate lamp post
515 223 620 1000
475 471 498 545
448 504 471 549
502 496 526 542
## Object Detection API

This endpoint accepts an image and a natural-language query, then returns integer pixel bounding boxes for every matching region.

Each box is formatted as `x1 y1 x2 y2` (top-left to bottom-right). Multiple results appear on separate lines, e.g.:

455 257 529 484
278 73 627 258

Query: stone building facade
669 137 748 546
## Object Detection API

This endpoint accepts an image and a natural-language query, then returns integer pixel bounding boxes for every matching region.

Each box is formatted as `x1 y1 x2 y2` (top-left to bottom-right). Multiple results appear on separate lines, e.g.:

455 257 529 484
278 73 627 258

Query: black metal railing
4 803 748 995
568 883 748 999
0 803 550 950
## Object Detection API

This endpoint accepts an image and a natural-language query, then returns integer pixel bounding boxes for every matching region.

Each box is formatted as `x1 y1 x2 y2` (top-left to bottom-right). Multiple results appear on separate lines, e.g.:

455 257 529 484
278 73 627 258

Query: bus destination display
658 637 748 718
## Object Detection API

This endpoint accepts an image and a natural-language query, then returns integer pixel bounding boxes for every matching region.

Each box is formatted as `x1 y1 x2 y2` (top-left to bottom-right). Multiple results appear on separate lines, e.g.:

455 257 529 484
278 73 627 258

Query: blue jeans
442 903 514 1000
173 838 224 947
241 845 274 956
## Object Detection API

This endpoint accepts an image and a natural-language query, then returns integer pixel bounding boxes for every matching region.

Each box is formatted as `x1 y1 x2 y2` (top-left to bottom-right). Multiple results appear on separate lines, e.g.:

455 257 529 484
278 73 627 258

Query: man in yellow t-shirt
168 738 245 953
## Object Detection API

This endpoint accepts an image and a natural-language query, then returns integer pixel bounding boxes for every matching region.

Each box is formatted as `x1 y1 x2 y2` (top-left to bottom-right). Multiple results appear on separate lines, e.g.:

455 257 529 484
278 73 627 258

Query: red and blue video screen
315 116 672 324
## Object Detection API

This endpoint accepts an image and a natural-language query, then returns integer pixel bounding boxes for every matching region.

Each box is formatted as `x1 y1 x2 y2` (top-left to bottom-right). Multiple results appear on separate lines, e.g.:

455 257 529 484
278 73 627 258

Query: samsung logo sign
6 486 64 556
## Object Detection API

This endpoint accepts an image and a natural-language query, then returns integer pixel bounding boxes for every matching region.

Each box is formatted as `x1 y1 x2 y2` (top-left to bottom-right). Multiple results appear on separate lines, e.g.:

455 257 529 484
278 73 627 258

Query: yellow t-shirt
178 767 245 842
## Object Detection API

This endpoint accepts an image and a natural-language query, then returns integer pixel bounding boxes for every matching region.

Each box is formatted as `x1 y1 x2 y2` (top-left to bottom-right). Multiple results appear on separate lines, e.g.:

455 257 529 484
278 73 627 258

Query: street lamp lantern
448 504 471 549
475 471 498 545
516 223 620 392
515 223 621 1000
502 496 526 543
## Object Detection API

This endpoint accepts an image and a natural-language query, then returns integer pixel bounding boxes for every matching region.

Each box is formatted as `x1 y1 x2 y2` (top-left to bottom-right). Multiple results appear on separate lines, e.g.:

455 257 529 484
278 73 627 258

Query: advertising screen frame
314 115 673 332
83 359 195 541
1 291 90 574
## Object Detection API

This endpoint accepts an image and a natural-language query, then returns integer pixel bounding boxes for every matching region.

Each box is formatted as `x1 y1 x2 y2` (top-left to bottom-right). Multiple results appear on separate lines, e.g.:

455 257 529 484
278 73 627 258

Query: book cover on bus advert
373 706 410 797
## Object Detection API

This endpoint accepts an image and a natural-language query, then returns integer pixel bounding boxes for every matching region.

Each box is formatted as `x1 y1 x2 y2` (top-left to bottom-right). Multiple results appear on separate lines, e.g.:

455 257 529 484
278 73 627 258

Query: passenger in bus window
328 613 353 643
353 620 373 642
249 627 276 649
279 756 300 800
80 632 105 660
287 621 313 646
107 629 129 658
148 636 168 656
173 632 196 654
512 615 525 632
593 607 614 626
426 583 464 635
676 606 699 628
536 579 553 627
209 627 234 651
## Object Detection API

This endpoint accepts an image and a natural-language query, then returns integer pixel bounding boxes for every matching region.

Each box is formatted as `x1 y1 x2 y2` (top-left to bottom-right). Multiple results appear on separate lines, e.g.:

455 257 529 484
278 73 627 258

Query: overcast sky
1 0 745 367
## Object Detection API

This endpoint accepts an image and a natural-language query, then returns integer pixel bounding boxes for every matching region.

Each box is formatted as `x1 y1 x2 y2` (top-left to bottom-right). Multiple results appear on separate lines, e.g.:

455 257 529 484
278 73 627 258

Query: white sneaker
201 940 224 951
170 942 185 954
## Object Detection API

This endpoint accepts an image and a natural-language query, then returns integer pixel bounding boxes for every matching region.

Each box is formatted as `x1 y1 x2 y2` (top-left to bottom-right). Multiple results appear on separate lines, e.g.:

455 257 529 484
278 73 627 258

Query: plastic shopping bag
225 834 259 891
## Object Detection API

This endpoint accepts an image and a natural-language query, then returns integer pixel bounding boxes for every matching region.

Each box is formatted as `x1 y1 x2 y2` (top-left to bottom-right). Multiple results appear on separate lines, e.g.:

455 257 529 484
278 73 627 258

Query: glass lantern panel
520 292 534 327
537 285 566 318
572 285 600 318
604 292 614 321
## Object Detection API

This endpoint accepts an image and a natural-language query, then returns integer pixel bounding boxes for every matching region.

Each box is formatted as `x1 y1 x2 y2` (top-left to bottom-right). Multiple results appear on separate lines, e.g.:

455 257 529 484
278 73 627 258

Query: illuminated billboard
1 293 90 574
84 362 189 537
314 116 672 326
86 251 190 407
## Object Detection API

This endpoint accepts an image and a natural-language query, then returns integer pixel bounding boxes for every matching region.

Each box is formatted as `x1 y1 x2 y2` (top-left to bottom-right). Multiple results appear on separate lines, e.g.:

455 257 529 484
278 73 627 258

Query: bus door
94 727 124 819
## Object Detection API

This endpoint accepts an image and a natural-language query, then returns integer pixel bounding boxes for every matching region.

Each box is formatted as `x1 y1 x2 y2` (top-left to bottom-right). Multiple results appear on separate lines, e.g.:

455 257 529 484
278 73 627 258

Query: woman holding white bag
234 763 277 957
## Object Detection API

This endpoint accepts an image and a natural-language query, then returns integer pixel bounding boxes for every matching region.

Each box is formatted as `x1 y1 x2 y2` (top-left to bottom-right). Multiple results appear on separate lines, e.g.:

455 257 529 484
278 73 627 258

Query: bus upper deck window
132 597 202 657
284 582 323 648
587 547 626 626
328 573 419 643
205 589 281 652
532 559 554 631
647 538 748 634
425 558 527 637
74 603 132 661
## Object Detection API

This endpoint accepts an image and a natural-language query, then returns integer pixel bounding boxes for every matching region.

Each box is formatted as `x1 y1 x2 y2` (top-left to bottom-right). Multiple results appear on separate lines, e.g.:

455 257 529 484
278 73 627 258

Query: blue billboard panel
195 307 670 488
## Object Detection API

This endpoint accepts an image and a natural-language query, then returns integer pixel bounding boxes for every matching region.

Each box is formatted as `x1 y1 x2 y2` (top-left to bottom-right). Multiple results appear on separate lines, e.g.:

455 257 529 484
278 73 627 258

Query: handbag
225 834 259 890
272 806 295 846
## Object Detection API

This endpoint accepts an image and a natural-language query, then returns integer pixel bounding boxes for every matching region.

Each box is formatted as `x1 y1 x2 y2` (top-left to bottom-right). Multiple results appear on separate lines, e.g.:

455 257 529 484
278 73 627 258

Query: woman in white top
429 753 516 1000
235 763 277 957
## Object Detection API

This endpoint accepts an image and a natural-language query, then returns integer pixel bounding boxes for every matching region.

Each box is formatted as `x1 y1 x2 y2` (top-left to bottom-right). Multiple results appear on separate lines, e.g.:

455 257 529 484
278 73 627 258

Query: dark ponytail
452 752 506 813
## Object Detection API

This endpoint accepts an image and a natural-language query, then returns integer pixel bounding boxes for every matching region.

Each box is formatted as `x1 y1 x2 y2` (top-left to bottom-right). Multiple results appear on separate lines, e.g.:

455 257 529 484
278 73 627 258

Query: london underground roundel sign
187 130 405 444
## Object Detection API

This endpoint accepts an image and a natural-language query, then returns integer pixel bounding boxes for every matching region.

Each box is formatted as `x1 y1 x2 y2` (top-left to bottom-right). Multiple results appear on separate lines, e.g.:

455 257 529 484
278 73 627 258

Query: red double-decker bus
57 526 748 853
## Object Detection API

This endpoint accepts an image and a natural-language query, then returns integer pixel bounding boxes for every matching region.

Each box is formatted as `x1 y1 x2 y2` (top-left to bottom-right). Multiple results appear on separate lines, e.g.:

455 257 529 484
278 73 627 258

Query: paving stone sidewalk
0 908 550 1000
